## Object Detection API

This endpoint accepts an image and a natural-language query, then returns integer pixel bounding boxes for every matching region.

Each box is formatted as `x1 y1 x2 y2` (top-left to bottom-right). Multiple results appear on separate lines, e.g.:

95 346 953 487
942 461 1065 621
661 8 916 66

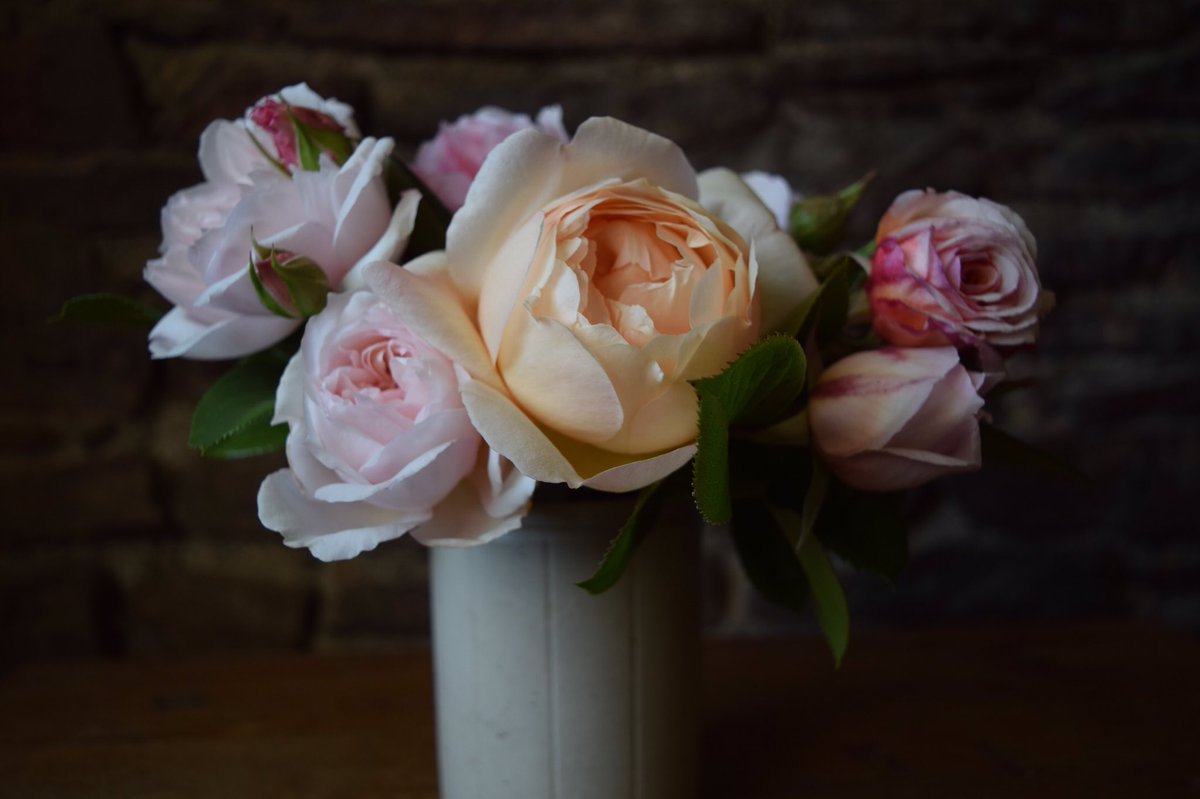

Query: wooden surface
1 622 1197 798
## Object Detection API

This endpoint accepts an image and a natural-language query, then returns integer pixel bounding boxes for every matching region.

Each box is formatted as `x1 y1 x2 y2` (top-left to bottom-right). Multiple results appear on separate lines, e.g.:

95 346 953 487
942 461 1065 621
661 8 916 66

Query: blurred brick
0 22 139 152
0 556 120 665
121 544 317 654
0 453 164 547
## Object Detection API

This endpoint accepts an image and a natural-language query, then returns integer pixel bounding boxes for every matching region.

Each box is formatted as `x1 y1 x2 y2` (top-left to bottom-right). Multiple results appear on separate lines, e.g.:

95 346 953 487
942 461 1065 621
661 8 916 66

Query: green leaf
981 423 1087 483
730 501 810 615
781 255 858 345
54 293 164 329
189 349 291 458
797 535 850 667
693 391 732 524
201 418 288 459
790 172 873 255
815 483 908 583
577 478 671 594
692 336 807 524
693 335 808 428
798 457 829 552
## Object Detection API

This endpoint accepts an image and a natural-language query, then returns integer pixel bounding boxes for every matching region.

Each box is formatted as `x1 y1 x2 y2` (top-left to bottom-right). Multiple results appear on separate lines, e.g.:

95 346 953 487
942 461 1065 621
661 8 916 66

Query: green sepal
692 336 807 524
245 130 290 177
248 259 297 319
188 348 291 459
577 473 681 595
248 242 330 320
54 293 164 329
790 172 873 255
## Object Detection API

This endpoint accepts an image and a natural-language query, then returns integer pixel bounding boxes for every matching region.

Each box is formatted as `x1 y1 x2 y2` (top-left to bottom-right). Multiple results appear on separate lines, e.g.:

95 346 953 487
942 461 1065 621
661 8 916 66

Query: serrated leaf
730 501 809 614
797 535 850 667
55 293 164 329
692 336 807 524
189 349 291 457
815 483 908 583
693 335 808 427
790 172 873 254
981 422 1087 483
201 419 288 459
577 478 671 594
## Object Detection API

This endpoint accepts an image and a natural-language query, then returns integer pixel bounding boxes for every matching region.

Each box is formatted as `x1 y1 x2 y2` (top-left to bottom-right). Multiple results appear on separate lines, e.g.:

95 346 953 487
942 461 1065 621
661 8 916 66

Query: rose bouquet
62 84 1055 663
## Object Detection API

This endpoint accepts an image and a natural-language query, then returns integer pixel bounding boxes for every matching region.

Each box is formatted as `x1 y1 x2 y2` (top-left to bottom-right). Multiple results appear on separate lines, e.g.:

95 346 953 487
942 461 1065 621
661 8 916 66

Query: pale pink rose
198 83 359 184
257 290 536 561
365 117 817 492
411 105 569 211
867 189 1053 352
810 347 985 491
146 138 418 359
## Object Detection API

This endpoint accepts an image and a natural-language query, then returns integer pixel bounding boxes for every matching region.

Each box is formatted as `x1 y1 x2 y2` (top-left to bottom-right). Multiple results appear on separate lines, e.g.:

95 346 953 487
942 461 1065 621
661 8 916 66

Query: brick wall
2 0 1197 663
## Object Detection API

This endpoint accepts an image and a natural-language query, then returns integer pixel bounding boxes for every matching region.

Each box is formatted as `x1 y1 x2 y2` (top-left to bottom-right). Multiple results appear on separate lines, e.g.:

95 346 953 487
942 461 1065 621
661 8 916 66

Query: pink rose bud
249 96 353 170
247 241 330 319
810 347 985 491
411 105 569 211
867 190 1053 353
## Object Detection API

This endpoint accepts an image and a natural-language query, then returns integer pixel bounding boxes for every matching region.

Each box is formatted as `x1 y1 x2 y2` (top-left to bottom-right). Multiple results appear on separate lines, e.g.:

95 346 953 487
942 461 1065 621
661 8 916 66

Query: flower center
546 183 738 347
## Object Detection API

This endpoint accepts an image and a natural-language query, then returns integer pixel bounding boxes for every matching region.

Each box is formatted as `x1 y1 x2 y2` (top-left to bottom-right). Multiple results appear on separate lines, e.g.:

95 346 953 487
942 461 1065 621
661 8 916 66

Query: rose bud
867 190 1053 353
257 290 535 561
198 83 360 186
810 347 985 491
411 105 569 211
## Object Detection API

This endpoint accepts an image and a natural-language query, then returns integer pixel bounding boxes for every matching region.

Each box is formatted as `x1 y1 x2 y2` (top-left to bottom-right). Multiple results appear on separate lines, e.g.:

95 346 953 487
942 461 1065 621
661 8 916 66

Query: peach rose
366 117 817 491
810 347 985 491
257 290 535 560
867 190 1052 352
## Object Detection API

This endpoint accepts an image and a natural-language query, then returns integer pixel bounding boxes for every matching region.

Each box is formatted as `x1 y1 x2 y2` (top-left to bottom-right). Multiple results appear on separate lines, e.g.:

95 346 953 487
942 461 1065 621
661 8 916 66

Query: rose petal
257 469 429 561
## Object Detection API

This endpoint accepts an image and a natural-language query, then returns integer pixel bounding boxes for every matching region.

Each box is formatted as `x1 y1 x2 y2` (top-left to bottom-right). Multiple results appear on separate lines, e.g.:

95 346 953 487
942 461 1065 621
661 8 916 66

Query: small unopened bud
249 97 354 171
247 239 330 319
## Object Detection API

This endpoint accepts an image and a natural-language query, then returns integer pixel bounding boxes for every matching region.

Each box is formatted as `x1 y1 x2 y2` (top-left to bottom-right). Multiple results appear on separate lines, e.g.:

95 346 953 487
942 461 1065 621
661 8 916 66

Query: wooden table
1 622 1196 797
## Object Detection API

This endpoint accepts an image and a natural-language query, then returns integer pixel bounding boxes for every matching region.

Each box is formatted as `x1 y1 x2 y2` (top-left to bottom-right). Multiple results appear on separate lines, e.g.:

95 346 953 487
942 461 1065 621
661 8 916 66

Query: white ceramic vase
429 495 700 799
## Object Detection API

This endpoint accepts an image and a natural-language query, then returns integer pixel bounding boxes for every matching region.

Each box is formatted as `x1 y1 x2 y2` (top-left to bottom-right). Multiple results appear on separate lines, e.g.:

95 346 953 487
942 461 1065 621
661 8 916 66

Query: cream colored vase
429 496 700 799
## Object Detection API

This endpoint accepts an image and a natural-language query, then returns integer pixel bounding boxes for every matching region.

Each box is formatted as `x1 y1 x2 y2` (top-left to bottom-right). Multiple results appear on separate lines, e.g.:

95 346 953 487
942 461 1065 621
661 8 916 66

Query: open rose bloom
367 117 815 492
118 88 1056 645
867 189 1053 353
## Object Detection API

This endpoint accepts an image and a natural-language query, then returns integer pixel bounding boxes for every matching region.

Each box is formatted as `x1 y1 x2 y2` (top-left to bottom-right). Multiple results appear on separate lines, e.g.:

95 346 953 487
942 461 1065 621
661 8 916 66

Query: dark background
2 0 1197 664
